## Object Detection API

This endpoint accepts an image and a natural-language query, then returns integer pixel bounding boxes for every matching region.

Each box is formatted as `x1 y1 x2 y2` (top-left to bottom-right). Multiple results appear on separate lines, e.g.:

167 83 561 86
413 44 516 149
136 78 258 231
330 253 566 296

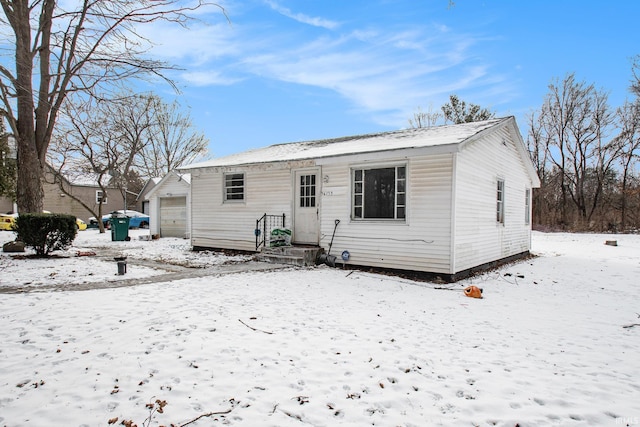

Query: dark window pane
396 207 406 219
397 167 406 179
354 207 362 218
364 168 395 218
355 170 362 181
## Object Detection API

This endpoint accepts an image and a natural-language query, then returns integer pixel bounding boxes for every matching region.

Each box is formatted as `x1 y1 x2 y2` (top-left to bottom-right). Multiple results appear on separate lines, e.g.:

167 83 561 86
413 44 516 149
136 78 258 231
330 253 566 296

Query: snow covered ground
0 230 639 426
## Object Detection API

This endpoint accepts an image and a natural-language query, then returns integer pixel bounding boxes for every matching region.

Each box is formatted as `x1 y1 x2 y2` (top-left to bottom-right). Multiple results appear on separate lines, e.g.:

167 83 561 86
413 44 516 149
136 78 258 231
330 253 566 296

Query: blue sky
141 1 639 158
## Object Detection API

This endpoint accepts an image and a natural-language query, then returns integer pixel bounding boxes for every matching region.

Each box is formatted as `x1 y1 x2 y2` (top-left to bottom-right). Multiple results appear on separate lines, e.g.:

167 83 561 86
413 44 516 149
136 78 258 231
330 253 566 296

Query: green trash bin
110 214 130 241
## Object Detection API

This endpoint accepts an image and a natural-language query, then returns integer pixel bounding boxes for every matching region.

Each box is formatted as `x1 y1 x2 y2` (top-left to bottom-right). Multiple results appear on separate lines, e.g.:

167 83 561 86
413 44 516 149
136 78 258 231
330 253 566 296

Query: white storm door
293 170 319 244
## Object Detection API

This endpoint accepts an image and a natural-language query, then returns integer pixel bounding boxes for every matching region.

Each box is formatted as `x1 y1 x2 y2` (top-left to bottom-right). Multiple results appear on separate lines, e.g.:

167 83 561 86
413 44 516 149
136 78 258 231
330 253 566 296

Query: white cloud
181 70 243 86
131 3 505 127
263 0 340 30
240 26 501 126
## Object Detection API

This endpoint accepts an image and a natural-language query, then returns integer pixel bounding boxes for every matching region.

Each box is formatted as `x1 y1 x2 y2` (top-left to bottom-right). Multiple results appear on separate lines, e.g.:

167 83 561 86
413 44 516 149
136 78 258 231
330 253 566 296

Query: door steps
256 246 324 267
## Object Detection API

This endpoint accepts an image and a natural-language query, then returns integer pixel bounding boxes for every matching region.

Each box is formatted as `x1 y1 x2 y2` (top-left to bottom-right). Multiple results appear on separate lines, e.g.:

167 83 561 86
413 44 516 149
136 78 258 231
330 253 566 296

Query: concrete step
256 246 323 267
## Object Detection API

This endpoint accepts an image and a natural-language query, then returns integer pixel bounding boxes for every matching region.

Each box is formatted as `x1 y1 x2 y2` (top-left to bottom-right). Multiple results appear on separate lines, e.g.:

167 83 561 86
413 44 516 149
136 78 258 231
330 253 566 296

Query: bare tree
49 94 156 232
613 99 640 230
535 73 618 229
408 105 443 129
0 119 16 201
631 55 640 98
136 96 209 178
527 111 555 227
0 0 224 213
441 94 495 124
48 98 114 233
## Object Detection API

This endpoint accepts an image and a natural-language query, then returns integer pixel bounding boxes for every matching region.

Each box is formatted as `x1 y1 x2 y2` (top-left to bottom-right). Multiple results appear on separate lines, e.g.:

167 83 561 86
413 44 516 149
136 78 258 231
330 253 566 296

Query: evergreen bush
14 213 78 256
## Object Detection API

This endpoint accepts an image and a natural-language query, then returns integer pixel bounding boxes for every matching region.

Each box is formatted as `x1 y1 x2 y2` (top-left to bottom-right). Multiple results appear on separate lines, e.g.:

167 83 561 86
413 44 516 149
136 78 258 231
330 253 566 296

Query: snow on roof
179 173 191 184
144 171 191 200
181 118 508 169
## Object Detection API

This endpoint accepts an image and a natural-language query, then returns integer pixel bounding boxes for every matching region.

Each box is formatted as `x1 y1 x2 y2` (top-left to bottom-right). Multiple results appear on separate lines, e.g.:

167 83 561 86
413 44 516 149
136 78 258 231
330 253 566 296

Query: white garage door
160 197 187 238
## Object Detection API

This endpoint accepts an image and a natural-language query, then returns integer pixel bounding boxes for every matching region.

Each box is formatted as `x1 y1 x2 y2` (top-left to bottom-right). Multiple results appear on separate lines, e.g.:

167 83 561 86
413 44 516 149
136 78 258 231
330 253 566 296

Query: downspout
449 152 458 276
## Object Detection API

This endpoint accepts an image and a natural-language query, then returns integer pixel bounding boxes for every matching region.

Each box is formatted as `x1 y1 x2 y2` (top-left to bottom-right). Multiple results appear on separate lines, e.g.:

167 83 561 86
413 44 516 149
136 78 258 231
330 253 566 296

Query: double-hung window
224 173 244 201
525 188 531 225
352 165 406 220
496 179 505 224
96 190 107 204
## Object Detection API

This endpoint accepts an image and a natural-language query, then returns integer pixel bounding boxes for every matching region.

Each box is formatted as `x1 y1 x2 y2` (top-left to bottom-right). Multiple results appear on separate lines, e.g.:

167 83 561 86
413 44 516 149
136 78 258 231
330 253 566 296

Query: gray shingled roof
181 117 508 169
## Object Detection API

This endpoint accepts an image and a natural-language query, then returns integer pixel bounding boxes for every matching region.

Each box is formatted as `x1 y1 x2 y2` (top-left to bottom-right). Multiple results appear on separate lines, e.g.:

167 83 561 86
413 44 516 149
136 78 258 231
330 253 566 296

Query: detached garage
145 171 191 238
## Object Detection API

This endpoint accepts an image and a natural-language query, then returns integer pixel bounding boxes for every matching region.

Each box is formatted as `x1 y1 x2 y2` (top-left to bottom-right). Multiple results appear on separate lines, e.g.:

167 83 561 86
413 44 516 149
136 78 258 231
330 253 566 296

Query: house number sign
322 187 346 197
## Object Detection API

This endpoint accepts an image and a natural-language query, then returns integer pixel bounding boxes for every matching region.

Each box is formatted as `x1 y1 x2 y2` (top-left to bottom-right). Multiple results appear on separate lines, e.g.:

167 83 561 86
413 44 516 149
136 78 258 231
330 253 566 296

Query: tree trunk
16 138 44 213
12 1 44 213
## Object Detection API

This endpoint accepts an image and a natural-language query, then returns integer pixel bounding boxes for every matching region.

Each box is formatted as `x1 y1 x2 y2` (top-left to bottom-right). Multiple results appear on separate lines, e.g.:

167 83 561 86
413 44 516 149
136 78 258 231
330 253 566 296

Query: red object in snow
464 286 483 299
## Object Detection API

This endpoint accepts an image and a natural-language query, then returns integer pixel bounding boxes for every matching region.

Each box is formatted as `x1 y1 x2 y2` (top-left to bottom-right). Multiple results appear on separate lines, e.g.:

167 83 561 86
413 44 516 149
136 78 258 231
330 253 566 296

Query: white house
145 171 191 238
180 117 540 280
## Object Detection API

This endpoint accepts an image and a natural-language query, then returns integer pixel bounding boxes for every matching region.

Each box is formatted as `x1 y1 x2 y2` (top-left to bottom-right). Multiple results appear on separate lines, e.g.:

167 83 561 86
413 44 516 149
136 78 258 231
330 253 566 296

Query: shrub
14 213 78 256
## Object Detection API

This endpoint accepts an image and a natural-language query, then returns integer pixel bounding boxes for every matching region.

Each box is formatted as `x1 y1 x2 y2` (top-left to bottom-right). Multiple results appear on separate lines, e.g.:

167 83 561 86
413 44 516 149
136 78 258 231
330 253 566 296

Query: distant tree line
527 58 640 232
410 56 640 233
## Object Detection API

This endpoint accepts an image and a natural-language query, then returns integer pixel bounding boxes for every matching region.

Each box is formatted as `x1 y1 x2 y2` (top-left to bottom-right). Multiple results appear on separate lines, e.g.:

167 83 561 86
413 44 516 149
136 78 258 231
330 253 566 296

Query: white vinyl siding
320 154 453 274
191 162 308 251
453 126 534 273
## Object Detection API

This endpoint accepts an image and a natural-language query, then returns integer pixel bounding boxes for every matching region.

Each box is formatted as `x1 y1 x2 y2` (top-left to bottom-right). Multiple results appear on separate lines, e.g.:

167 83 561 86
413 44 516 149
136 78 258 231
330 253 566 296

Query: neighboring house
137 177 162 215
145 171 191 238
43 166 116 221
180 117 540 280
0 197 14 214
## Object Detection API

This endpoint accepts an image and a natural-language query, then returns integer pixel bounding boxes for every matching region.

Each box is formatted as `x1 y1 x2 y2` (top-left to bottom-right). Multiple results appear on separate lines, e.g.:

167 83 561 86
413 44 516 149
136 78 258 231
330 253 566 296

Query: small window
299 174 316 207
525 188 531 225
96 190 107 204
224 173 244 201
496 180 505 224
352 165 406 220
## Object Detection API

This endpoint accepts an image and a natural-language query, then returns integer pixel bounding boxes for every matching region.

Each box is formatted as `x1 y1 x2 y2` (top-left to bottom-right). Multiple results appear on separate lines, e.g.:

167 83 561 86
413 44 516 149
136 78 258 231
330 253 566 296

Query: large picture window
224 173 244 201
352 165 406 220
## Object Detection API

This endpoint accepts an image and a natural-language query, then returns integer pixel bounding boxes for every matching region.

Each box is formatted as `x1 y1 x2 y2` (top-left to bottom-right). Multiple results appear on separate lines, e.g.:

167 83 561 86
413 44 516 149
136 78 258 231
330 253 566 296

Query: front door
293 169 319 244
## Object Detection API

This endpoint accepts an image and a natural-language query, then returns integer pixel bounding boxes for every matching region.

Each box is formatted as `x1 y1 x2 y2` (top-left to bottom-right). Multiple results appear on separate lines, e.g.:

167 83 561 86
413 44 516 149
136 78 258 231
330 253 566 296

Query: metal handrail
255 213 286 250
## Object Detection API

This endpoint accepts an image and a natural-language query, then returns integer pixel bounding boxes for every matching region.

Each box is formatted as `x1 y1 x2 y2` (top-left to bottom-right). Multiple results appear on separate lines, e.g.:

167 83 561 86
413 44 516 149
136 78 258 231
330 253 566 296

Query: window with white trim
224 173 245 201
352 165 406 220
96 190 107 204
496 179 505 224
299 174 316 207
525 188 531 225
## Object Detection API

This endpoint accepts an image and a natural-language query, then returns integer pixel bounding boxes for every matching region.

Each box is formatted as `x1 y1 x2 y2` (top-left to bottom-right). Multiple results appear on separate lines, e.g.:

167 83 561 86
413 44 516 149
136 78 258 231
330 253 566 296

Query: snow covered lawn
0 231 639 426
